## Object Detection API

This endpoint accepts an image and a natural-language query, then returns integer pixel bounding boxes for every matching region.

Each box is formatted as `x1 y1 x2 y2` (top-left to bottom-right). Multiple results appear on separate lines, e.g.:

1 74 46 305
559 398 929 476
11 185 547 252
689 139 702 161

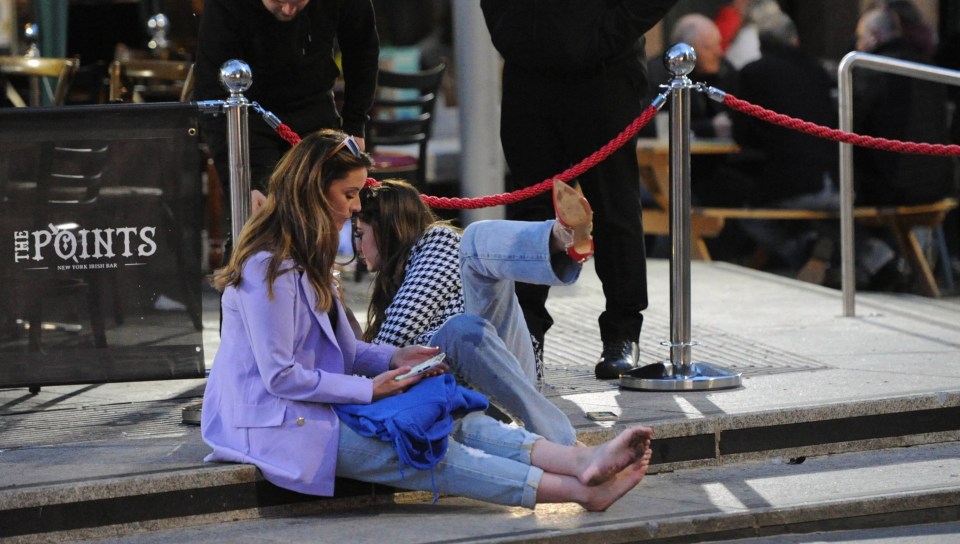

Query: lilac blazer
201 252 395 496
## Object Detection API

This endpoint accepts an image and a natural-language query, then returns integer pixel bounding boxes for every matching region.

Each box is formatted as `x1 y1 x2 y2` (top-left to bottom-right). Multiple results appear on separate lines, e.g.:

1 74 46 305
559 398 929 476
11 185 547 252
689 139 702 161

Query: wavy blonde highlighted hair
212 129 373 312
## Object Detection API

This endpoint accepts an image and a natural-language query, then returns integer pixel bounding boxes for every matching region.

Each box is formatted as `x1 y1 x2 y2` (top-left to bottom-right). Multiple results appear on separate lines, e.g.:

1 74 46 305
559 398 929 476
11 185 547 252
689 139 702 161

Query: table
636 137 741 260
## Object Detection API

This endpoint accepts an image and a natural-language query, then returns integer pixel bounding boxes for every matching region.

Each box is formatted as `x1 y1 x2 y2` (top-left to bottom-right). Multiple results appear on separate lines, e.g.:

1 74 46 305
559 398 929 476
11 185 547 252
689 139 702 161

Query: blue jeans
337 411 543 508
428 220 580 446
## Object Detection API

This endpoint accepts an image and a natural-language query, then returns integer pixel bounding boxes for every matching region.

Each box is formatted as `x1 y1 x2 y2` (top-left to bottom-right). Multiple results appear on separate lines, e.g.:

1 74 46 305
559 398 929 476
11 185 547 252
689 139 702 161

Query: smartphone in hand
394 353 446 381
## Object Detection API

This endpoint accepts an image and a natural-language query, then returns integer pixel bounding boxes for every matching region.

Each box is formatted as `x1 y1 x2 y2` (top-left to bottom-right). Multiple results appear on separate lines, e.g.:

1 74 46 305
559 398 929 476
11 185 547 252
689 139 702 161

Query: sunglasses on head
327 135 362 160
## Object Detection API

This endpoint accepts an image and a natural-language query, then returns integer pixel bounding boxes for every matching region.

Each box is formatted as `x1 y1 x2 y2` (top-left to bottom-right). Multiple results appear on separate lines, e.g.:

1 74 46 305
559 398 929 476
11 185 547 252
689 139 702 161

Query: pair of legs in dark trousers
499 63 649 368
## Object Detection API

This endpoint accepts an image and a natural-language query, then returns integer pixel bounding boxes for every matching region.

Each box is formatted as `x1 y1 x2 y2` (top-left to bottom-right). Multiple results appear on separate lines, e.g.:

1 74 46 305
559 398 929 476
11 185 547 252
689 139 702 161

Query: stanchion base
620 361 742 391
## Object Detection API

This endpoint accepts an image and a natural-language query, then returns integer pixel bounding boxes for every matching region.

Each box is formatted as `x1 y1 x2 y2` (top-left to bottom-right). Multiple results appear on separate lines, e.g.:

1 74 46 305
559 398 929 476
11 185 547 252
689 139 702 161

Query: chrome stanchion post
23 23 41 107
621 43 742 392
669 52 694 374
220 60 253 245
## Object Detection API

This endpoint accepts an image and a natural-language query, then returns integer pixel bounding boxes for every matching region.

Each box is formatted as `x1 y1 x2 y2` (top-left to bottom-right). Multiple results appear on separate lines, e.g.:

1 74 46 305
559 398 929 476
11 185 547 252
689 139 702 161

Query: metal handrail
837 52 960 316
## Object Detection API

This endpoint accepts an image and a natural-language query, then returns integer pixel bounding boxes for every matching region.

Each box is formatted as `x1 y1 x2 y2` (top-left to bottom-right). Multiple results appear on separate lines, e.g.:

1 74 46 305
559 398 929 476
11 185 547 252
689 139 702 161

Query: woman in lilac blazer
201 130 655 511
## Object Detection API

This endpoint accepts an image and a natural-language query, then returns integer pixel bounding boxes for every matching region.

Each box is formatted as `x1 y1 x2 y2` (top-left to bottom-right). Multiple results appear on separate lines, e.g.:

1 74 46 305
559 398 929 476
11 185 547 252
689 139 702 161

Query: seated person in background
854 5 957 207
353 179 595 446
201 129 654 511
724 0 783 69
850 5 957 289
879 0 938 57
727 11 839 272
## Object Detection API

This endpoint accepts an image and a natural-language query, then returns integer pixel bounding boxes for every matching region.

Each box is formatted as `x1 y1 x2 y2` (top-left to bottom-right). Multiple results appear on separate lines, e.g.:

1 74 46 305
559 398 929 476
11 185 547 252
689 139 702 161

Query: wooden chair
366 62 446 188
108 58 195 103
0 55 79 106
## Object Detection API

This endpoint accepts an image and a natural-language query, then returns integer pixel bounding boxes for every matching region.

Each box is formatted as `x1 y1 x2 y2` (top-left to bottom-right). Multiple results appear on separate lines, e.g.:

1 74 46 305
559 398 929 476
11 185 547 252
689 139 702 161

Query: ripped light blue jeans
430 220 581 446
337 411 544 508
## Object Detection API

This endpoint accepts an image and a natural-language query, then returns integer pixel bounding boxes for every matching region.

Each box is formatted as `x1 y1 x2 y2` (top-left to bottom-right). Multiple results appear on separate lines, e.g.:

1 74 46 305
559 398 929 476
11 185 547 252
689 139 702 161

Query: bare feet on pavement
577 425 653 486
581 448 654 512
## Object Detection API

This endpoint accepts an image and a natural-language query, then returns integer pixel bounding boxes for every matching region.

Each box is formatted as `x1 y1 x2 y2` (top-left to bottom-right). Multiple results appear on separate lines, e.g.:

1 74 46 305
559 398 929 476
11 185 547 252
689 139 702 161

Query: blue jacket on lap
334 374 488 473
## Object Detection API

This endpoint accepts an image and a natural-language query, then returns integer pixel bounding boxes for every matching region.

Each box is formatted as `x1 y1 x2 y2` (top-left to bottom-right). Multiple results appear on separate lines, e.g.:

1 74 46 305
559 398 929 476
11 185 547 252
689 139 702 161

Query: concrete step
0 422 396 543
2 392 959 543
64 441 960 543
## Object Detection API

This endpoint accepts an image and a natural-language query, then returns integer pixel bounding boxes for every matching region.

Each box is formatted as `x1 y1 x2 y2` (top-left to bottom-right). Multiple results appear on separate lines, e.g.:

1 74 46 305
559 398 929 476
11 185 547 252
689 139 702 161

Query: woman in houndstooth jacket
353 179 594 446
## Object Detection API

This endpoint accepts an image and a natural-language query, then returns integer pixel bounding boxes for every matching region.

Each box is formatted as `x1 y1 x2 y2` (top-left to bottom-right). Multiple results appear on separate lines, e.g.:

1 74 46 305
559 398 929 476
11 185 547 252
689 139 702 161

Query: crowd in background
643 0 958 292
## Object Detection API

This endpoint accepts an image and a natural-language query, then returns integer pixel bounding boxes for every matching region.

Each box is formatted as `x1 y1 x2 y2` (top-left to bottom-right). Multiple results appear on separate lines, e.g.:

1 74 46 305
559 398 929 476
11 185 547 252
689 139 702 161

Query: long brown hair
212 129 373 312
355 179 457 341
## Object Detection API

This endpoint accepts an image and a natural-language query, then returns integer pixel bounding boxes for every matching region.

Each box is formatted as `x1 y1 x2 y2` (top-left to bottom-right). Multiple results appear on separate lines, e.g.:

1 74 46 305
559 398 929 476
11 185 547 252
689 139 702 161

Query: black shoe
595 341 639 380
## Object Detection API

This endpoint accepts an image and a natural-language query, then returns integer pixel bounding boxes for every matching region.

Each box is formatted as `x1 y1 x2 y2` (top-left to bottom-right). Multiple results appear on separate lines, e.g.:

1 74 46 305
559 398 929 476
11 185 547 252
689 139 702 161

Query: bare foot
578 426 653 486
581 448 653 512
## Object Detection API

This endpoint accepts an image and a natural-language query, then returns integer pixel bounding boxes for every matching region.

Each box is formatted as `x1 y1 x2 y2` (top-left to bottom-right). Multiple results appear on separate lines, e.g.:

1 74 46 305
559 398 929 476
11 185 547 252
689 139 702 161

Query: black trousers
500 63 649 346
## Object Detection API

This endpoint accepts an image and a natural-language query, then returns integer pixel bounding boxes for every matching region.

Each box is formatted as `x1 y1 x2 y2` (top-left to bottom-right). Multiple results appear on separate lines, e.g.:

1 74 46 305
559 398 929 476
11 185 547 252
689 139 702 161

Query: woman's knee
461 221 491 248
437 314 489 346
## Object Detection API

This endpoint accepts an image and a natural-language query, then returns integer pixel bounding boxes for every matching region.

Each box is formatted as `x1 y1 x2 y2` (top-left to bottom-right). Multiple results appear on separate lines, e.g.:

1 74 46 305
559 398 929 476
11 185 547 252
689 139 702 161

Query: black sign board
0 103 205 387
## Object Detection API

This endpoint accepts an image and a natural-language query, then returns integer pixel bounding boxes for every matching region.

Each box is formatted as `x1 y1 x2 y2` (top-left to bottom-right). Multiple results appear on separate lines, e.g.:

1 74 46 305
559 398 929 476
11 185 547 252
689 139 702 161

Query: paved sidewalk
2 259 959 542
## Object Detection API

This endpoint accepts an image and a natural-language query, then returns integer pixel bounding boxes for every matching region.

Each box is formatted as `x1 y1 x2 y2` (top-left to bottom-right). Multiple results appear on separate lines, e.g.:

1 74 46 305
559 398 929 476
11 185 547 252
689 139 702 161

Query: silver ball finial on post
220 60 253 96
664 42 697 78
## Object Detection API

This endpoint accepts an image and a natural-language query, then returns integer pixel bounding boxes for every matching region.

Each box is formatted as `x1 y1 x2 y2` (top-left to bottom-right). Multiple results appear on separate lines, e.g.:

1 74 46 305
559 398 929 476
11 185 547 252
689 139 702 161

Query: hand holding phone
394 353 446 381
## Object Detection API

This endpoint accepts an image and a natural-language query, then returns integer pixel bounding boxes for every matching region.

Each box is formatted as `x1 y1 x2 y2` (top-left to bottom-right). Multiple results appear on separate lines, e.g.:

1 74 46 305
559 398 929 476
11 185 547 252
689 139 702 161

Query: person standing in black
481 1 678 380
194 0 380 206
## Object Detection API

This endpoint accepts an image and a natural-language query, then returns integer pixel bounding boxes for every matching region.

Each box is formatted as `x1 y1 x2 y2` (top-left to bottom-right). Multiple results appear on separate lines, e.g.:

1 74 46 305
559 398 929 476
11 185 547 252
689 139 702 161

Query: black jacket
194 0 379 137
481 0 677 77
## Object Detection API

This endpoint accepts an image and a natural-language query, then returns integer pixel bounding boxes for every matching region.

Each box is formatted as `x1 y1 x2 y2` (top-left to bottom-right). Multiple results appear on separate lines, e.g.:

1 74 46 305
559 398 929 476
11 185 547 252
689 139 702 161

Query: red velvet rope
274 94 960 210
271 106 658 210
275 123 302 146
723 93 960 157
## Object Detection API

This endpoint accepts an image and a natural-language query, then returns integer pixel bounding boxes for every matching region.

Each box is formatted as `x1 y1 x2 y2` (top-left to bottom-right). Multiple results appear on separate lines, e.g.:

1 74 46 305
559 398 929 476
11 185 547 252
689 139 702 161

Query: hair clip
364 177 381 189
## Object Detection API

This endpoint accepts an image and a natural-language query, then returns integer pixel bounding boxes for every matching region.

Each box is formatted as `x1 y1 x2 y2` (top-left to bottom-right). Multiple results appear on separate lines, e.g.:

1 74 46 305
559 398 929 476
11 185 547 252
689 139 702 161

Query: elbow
263 365 302 397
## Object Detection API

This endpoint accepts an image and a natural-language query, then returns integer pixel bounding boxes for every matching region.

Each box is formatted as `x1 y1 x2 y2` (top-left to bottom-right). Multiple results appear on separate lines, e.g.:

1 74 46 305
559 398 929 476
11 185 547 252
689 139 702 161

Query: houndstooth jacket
373 226 464 347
